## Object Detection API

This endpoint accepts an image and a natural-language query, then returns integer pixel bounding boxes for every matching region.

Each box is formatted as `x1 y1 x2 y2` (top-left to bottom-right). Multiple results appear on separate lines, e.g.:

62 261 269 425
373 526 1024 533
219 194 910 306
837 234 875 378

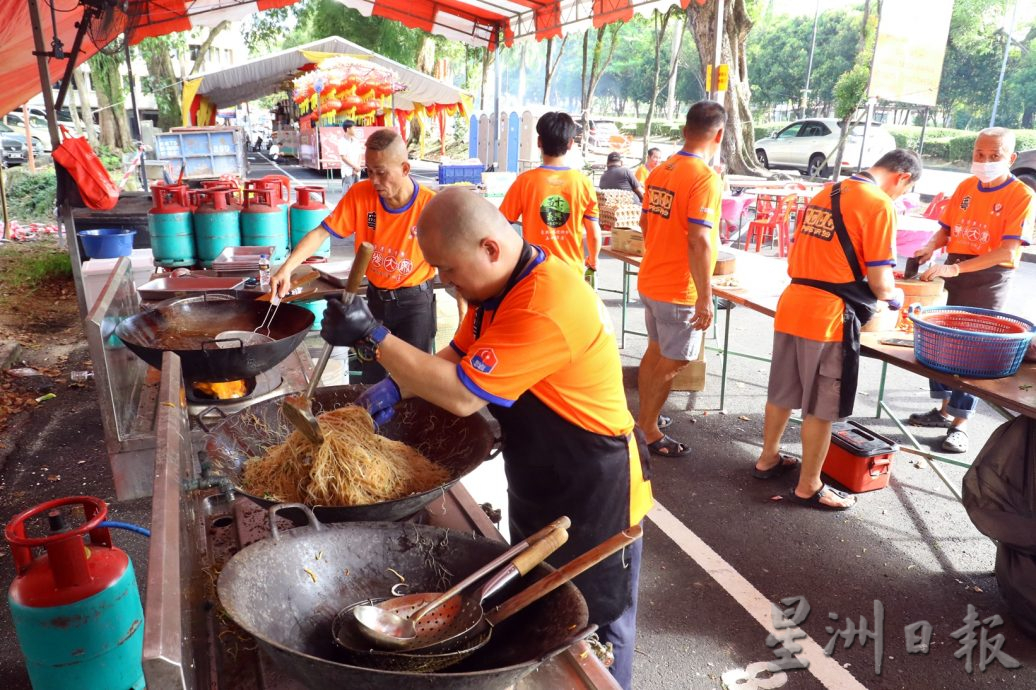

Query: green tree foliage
937 0 1010 128
138 36 185 130
286 0 425 68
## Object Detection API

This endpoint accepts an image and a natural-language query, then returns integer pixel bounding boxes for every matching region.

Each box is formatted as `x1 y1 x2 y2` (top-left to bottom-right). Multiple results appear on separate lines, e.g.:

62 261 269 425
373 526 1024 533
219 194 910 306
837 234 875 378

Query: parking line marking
649 501 869 690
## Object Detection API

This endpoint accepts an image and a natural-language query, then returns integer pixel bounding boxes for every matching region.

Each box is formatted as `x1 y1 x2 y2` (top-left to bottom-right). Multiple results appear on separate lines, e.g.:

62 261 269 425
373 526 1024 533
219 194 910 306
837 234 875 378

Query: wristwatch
356 324 390 363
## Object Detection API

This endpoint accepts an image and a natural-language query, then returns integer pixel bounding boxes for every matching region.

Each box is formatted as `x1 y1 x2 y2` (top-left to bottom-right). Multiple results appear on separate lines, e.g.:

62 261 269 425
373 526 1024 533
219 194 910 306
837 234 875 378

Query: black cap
606 152 622 164
342 120 356 130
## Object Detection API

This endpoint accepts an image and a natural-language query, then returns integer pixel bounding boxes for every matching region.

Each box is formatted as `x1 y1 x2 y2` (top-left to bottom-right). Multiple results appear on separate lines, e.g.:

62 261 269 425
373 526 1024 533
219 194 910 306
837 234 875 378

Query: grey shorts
767 332 844 422
639 293 703 361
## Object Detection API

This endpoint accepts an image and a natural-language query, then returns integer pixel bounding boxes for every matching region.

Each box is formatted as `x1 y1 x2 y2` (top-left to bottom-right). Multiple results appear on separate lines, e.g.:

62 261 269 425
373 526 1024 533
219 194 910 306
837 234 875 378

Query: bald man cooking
272 128 437 383
320 188 653 690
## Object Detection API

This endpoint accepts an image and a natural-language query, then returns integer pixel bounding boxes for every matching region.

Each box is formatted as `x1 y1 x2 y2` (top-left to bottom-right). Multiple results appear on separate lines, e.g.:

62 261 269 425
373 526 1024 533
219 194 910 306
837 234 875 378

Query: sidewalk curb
0 341 22 369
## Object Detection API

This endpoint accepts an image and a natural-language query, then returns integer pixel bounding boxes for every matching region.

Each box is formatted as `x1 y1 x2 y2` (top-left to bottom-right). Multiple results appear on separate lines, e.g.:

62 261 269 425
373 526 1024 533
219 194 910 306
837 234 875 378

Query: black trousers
361 282 436 383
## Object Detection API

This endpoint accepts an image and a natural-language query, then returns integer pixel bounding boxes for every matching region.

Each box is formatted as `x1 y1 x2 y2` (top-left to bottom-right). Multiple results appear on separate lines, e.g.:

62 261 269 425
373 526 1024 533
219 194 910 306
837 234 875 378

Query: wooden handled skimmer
282 242 373 445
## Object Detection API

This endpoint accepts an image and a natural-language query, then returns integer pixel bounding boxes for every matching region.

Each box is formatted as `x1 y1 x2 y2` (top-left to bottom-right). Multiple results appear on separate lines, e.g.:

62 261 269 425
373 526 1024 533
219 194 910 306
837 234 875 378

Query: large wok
204 385 496 523
115 297 314 382
216 507 592 690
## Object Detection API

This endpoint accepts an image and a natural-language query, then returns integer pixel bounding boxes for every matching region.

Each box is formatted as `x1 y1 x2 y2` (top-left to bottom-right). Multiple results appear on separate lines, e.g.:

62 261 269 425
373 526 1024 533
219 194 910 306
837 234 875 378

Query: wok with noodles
204 384 495 523
242 406 451 506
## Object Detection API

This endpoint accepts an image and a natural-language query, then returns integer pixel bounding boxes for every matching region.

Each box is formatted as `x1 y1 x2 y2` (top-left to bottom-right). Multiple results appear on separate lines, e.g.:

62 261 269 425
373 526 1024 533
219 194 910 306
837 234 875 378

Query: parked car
5 112 58 152
0 121 42 164
1011 150 1036 190
754 118 897 177
572 118 623 148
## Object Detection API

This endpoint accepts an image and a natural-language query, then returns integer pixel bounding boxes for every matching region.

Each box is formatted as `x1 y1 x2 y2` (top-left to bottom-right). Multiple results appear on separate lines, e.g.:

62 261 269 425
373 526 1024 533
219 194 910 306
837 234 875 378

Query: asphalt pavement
0 153 1032 689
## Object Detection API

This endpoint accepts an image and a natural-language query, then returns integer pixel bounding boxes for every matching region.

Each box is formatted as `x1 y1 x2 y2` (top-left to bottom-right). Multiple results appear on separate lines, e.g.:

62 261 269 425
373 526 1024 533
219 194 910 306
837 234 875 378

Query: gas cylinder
290 185 331 260
241 188 289 263
6 496 144 690
147 183 195 267
193 188 241 267
261 174 292 235
201 180 243 211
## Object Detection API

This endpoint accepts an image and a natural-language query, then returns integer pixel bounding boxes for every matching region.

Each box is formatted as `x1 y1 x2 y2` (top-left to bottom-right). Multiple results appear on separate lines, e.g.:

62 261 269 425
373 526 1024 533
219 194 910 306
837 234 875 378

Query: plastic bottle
258 254 271 291
70 370 94 383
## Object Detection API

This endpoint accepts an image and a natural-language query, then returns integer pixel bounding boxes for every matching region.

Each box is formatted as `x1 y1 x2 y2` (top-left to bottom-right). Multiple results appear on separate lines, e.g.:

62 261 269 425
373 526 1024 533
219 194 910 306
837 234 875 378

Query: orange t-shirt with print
449 250 652 525
499 166 599 273
939 176 1035 268
774 175 897 343
637 152 722 305
320 179 436 289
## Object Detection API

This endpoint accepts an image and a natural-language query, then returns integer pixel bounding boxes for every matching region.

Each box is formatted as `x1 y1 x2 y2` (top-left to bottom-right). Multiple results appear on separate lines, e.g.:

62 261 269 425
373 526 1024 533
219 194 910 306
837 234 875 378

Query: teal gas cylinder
261 175 292 237
241 188 289 263
6 496 144 690
290 186 331 259
147 183 194 267
193 187 241 267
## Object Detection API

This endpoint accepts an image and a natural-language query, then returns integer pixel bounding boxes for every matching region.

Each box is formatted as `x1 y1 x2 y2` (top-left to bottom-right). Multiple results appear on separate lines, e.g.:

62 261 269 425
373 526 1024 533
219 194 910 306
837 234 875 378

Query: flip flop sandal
658 414 673 429
942 428 968 453
907 408 953 428
647 434 691 458
752 453 800 479
788 484 856 511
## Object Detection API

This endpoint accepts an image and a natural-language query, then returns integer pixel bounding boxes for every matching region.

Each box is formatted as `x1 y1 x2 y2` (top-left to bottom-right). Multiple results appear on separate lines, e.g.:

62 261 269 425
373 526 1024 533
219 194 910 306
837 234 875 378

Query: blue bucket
78 228 136 259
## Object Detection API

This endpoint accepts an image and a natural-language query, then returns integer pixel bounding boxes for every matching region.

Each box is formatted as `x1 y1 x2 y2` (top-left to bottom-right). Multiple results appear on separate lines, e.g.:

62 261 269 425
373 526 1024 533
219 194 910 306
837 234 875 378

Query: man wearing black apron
908 128 1035 453
753 149 921 510
321 188 653 689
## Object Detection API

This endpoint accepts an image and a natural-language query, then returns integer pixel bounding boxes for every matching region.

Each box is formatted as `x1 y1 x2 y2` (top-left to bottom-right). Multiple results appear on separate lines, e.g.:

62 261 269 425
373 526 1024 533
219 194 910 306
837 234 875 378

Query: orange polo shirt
634 164 650 186
939 176 1035 268
499 166 599 274
774 175 897 343
449 250 652 525
321 179 436 289
637 152 722 305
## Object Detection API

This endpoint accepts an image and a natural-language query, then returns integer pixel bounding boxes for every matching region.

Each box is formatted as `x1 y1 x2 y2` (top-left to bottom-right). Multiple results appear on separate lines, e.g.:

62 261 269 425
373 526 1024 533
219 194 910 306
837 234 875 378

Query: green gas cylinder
147 183 194 267
6 497 145 690
193 188 241 267
290 186 331 259
241 188 289 263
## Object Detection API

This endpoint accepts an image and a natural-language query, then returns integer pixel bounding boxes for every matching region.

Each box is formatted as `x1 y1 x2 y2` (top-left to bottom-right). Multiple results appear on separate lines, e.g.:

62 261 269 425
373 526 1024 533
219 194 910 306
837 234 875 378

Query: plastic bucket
78 228 136 259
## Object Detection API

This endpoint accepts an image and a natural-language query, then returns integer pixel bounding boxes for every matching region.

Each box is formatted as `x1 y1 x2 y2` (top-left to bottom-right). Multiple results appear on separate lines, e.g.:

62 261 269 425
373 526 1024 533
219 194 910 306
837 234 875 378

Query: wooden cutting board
713 251 736 276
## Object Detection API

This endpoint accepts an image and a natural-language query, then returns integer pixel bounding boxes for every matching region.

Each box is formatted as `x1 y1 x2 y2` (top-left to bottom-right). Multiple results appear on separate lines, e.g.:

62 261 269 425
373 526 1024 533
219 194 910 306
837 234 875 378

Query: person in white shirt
337 120 364 193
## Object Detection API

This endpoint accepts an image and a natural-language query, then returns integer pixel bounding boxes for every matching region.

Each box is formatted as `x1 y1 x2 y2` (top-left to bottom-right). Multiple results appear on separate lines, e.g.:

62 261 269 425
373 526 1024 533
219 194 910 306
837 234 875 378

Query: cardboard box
612 228 644 256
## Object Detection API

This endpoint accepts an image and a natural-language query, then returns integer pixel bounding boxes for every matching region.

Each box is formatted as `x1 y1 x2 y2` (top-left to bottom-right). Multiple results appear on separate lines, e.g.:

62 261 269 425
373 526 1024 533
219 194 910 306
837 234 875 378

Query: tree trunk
665 16 687 121
72 66 97 146
189 21 230 76
90 51 131 150
480 48 493 111
579 25 621 151
688 0 763 175
543 37 568 106
642 9 677 163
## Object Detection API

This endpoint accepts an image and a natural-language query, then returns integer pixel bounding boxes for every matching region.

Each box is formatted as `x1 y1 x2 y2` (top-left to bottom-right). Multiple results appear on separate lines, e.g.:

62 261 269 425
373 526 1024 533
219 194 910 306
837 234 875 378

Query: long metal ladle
350 516 571 649
282 241 373 445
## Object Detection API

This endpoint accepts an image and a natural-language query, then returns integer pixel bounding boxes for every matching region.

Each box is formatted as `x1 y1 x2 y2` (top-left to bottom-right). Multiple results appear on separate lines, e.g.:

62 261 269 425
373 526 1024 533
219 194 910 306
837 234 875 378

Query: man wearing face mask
908 128 1035 453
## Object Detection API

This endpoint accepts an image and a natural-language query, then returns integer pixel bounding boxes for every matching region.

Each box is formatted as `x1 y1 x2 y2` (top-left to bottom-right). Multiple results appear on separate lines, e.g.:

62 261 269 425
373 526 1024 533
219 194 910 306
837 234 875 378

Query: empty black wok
216 507 592 690
204 385 496 523
115 297 314 382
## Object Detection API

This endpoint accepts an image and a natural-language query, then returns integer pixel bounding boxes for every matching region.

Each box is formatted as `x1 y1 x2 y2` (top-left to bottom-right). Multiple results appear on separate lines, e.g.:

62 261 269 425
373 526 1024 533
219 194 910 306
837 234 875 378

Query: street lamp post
990 0 1019 128
801 0 820 119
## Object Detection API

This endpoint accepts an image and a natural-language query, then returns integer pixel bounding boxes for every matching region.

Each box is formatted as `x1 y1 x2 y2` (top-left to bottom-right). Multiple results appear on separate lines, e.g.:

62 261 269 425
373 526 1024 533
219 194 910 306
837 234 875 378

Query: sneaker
942 428 968 453
908 408 953 428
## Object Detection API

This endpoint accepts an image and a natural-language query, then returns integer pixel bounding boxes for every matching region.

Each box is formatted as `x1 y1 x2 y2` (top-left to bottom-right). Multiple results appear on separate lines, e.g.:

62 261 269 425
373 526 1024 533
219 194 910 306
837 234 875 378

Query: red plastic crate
822 421 898 493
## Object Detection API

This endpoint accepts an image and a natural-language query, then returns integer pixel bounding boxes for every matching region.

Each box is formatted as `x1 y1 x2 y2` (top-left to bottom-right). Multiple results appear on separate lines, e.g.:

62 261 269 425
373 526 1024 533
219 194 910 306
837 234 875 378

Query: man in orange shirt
635 102 725 457
634 147 662 187
320 189 652 690
500 112 602 277
272 129 436 383
908 128 1035 453
755 149 921 510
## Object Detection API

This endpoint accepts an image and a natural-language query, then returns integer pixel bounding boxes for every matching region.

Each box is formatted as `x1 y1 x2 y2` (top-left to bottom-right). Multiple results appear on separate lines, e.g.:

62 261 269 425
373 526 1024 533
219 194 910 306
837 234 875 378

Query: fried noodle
242 406 451 506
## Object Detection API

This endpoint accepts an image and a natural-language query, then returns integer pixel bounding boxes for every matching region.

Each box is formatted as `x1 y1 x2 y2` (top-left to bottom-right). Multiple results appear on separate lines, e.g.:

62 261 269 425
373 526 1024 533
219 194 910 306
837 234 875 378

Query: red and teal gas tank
241 187 289 263
146 182 194 267
6 496 145 690
192 187 241 267
291 186 331 259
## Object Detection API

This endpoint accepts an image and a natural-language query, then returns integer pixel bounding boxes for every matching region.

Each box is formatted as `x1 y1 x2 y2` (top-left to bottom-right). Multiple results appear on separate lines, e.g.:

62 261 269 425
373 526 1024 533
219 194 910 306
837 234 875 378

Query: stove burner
189 378 256 401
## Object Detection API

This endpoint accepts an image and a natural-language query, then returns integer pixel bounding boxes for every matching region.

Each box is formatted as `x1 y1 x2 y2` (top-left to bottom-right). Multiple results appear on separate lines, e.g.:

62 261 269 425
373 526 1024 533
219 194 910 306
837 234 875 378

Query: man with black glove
322 188 652 690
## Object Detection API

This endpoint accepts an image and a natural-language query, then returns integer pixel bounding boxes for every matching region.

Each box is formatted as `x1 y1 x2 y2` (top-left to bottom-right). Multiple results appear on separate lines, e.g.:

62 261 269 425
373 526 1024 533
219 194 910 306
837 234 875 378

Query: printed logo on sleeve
471 348 498 374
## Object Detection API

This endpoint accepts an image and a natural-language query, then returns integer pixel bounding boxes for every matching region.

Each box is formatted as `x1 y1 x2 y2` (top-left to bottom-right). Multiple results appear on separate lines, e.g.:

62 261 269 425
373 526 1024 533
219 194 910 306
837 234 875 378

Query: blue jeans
929 380 978 419
596 530 643 690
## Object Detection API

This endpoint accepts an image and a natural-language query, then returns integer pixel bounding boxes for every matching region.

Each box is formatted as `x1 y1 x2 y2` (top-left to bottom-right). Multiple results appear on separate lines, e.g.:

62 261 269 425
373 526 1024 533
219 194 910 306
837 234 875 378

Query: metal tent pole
990 0 1019 127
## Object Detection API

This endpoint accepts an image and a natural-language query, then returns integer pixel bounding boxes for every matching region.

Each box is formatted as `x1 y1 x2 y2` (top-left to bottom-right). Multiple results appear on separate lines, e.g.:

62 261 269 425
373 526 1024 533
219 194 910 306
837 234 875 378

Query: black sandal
658 414 673 429
787 484 856 511
647 434 691 458
752 453 800 479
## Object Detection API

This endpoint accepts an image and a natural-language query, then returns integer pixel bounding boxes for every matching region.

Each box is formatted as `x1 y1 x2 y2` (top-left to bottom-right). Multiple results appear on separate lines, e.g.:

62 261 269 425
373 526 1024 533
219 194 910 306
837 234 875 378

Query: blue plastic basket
78 228 136 259
437 163 483 185
908 305 1035 379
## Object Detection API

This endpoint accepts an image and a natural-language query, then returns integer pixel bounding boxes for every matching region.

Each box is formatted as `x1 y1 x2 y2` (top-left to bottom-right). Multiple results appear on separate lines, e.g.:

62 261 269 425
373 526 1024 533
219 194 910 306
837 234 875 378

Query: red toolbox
822 420 899 493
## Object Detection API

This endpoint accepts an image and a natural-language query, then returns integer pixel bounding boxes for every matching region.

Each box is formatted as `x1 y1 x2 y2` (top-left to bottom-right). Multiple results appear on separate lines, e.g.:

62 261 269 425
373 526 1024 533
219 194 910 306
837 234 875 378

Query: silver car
1011 150 1036 190
754 118 897 177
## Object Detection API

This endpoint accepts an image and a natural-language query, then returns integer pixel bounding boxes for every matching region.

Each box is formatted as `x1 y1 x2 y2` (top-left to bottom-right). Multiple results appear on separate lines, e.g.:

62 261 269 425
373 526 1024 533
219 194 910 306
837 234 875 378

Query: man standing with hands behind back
908 127 1035 453
635 101 725 458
